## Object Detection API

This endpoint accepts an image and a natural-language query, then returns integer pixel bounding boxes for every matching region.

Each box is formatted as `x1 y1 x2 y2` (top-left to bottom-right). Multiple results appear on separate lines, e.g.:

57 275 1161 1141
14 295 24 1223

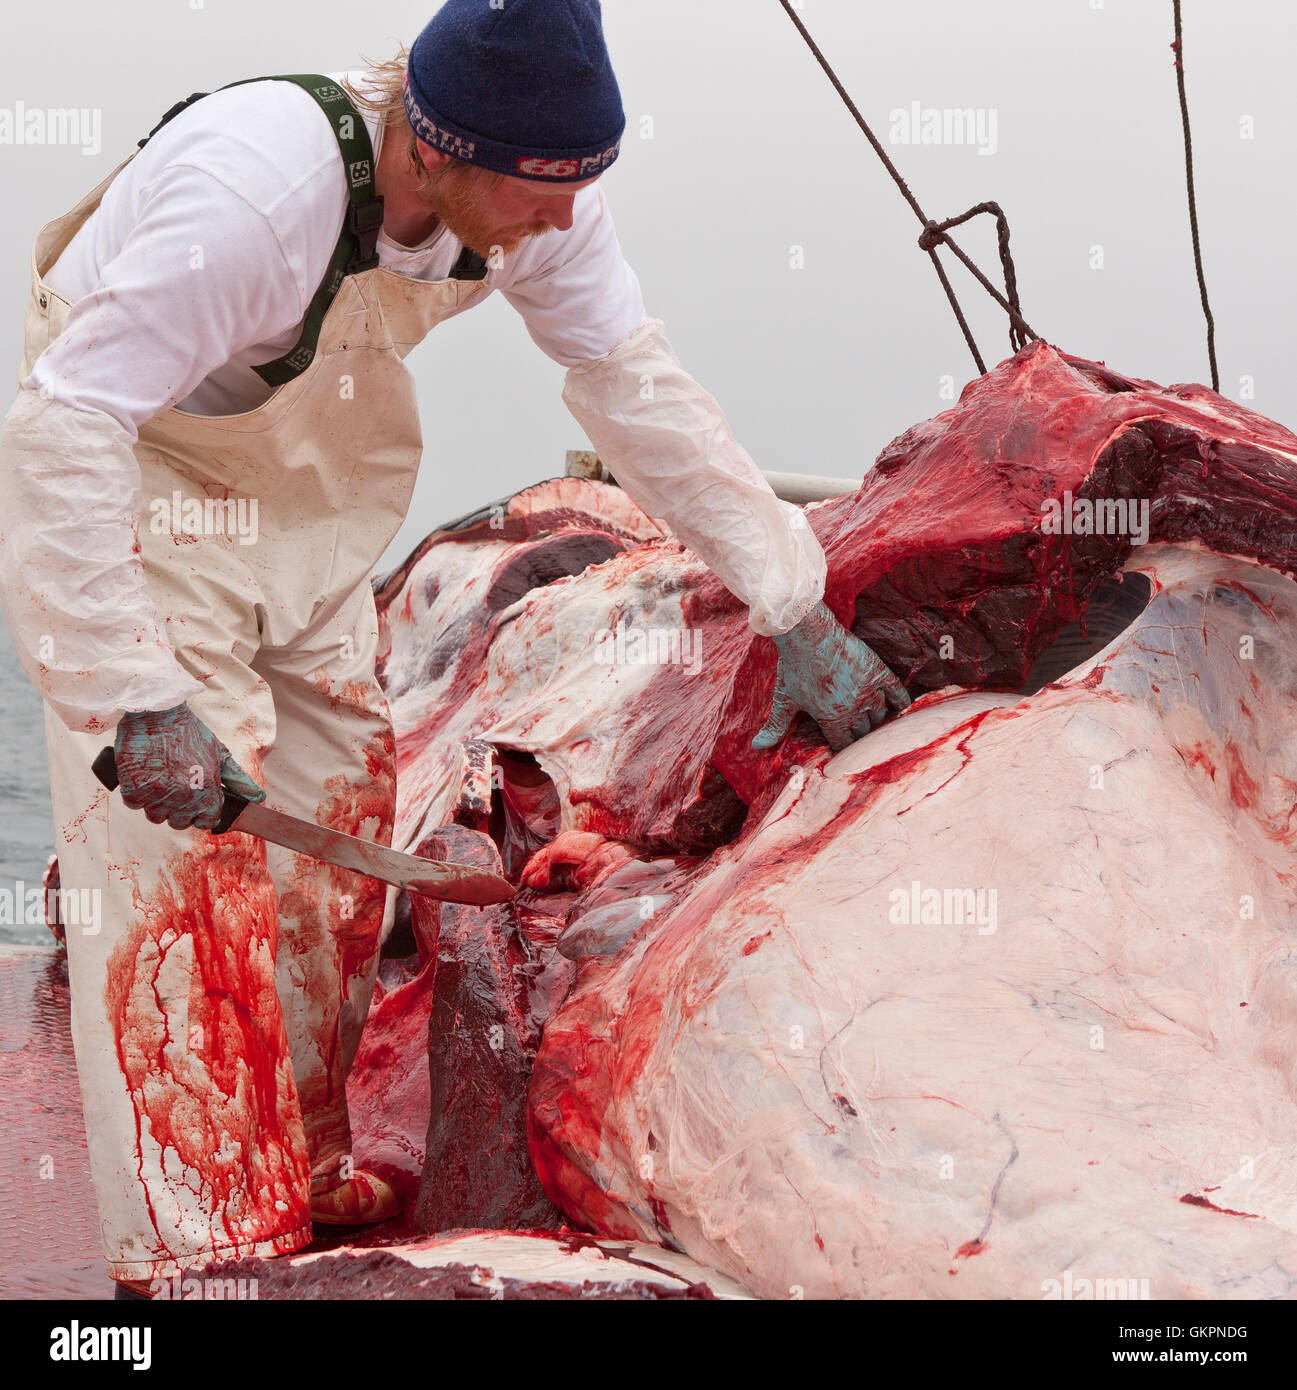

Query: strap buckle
450 246 489 281
347 196 385 272
137 91 210 149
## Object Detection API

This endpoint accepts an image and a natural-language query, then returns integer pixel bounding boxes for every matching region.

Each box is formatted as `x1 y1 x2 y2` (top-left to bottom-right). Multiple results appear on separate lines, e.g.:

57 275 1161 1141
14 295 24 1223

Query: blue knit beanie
403 0 625 182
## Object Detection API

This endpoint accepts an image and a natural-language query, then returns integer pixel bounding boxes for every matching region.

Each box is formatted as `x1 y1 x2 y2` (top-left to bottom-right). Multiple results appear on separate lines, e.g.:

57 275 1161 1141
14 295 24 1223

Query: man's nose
538 199 576 231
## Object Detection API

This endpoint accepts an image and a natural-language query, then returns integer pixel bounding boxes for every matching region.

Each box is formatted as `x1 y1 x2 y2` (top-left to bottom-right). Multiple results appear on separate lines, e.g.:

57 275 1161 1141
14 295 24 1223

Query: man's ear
415 141 451 178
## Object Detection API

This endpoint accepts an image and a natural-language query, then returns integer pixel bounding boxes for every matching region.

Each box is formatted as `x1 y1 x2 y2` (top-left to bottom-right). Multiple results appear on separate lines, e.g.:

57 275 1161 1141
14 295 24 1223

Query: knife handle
212 790 249 835
92 746 249 835
91 746 120 792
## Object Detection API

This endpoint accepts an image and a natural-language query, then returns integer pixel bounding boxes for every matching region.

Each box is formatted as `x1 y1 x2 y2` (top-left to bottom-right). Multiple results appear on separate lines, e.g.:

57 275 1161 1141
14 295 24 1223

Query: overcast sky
1 0 1293 887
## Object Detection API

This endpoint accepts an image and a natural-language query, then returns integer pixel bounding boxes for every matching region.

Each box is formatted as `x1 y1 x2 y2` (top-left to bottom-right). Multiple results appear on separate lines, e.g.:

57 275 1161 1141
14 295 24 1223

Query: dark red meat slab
206 1248 715 1299
411 825 573 1234
702 342 1297 814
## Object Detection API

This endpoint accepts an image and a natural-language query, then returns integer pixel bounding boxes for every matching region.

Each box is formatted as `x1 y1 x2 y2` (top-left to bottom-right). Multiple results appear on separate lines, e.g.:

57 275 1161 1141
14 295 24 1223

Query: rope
1171 1 1219 391
918 202 1029 352
776 0 1038 373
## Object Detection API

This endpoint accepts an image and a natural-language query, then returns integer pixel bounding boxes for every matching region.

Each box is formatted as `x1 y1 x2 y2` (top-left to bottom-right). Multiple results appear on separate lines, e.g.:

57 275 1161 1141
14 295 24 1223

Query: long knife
92 747 515 906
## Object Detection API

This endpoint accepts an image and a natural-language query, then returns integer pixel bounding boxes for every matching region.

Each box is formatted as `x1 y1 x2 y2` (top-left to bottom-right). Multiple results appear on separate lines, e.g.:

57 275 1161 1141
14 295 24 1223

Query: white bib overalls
24 78 486 1281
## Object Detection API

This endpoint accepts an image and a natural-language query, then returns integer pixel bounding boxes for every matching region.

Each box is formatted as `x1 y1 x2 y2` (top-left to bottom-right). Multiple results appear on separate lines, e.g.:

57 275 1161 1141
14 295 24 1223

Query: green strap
139 74 383 386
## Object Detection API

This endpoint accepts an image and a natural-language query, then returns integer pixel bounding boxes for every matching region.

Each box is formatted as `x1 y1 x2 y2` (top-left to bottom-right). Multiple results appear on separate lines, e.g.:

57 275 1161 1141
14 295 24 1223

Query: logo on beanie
517 141 621 179
402 71 621 181
517 157 579 178
403 81 477 162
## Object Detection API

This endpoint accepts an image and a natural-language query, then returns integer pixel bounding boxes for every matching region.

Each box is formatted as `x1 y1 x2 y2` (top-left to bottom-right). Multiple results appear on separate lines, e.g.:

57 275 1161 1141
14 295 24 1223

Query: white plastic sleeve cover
562 317 827 636
0 388 204 733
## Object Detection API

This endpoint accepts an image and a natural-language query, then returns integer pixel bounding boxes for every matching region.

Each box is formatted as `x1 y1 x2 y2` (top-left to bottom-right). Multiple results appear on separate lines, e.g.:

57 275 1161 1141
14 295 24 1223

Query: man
0 0 907 1294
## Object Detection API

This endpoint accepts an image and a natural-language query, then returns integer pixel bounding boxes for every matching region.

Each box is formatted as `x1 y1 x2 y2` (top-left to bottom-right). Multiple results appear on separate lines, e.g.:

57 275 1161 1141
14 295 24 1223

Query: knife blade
92 747 515 906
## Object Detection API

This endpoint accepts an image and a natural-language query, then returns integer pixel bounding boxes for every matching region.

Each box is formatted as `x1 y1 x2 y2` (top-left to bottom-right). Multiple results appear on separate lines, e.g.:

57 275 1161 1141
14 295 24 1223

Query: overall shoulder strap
139 75 383 386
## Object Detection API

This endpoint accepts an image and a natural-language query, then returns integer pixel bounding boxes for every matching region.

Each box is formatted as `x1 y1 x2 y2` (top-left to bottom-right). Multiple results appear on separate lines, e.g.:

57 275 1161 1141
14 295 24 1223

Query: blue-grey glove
752 602 911 752
113 703 266 830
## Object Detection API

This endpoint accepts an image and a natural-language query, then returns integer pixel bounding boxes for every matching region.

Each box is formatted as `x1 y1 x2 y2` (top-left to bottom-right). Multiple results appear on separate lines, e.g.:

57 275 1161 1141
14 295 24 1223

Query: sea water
0 623 56 946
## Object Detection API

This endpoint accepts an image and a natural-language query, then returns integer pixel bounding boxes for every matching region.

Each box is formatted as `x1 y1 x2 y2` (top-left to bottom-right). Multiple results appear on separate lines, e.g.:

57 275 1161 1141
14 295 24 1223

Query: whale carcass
346 341 1297 1298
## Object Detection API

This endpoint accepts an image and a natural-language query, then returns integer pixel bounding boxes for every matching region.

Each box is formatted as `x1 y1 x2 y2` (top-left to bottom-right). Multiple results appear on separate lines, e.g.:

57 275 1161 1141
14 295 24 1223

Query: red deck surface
0 946 109 1299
